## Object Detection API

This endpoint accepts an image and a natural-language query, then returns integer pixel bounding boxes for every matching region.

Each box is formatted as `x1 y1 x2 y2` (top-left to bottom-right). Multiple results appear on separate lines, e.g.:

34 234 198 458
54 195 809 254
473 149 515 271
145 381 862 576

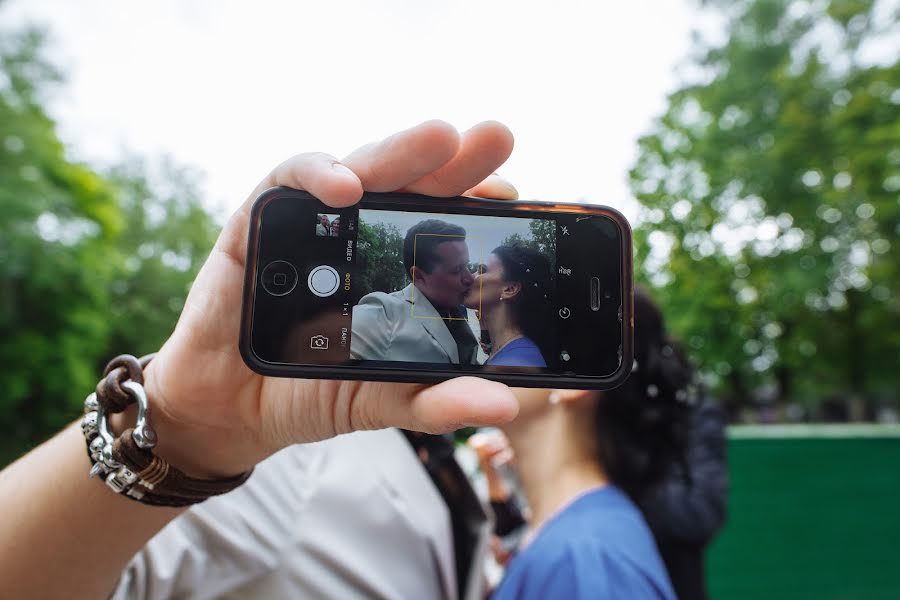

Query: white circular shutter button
308 265 340 297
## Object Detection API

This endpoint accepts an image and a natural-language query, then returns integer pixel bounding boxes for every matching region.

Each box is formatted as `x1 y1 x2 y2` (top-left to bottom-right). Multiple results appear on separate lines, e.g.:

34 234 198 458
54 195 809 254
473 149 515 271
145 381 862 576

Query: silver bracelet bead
84 392 99 413
81 411 99 439
105 466 139 494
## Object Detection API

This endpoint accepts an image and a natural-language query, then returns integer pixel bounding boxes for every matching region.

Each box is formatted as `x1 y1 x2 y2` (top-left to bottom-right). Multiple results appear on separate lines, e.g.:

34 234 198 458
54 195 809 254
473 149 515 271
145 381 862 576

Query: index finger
216 151 364 265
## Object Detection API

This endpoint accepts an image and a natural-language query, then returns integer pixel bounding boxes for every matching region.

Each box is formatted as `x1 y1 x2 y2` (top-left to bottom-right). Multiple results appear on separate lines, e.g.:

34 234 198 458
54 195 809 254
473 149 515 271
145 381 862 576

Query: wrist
109 362 262 480
84 353 255 506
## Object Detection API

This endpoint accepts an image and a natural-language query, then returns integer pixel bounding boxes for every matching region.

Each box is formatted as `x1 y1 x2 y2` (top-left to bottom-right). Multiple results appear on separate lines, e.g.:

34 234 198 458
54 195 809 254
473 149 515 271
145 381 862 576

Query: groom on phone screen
351 219 480 364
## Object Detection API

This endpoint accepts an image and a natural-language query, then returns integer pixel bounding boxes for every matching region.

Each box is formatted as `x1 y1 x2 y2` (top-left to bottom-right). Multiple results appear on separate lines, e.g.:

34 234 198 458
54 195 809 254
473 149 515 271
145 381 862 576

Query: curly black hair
595 288 694 500
491 244 555 365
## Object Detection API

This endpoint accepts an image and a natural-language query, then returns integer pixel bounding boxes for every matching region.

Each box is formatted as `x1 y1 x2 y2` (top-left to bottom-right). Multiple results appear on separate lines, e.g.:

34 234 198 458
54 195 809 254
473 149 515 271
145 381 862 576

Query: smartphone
239 187 633 389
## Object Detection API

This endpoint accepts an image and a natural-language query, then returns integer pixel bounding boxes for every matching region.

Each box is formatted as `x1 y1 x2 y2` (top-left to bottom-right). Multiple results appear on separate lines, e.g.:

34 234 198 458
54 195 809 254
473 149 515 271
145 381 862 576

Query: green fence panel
708 426 900 600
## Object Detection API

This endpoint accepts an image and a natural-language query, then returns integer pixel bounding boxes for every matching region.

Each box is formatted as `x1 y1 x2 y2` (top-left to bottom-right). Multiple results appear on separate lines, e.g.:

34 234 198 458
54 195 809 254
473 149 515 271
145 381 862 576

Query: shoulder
495 489 676 600
497 538 673 600
490 337 546 367
355 290 407 317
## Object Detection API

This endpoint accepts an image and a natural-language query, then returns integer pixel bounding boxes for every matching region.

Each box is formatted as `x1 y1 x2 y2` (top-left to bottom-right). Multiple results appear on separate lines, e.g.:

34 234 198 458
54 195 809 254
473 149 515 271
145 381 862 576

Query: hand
468 429 515 501
142 120 521 477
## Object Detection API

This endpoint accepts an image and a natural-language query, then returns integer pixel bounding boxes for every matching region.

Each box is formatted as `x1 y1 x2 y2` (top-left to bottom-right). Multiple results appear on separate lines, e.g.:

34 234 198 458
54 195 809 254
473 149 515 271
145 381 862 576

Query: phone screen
247 190 626 381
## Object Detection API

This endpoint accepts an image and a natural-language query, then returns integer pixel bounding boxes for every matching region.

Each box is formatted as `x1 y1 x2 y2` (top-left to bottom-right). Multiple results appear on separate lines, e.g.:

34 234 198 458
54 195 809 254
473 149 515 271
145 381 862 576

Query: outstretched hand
143 120 522 477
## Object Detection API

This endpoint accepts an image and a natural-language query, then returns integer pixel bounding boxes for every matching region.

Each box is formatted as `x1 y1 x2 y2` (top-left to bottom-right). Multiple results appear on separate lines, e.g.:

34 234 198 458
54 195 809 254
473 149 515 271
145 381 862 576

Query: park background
1 1 897 598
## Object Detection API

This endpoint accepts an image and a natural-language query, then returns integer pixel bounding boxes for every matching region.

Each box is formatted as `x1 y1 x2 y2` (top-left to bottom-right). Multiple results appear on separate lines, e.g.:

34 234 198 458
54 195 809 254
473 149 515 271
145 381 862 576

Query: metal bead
89 462 108 479
105 467 138 494
100 444 122 470
84 392 99 413
132 425 158 449
89 436 105 462
126 487 146 500
647 384 659 398
81 412 99 439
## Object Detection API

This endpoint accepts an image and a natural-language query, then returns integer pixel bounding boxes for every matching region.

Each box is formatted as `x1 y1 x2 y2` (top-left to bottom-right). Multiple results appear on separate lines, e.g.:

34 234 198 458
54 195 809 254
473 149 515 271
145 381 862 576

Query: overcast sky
3 0 706 222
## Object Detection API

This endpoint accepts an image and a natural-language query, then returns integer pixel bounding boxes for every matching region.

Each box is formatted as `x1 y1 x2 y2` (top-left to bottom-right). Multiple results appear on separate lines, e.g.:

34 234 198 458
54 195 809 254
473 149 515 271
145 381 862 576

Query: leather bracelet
81 354 253 506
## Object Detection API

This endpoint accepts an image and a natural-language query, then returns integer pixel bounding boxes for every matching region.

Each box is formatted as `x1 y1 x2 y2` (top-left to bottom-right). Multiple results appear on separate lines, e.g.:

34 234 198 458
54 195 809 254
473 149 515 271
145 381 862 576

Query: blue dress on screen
486 337 546 368
491 485 676 600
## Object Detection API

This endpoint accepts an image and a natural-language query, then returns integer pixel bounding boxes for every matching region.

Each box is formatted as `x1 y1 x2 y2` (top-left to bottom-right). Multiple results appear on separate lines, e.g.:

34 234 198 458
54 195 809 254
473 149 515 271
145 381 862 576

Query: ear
410 265 425 284
548 389 594 405
501 281 522 301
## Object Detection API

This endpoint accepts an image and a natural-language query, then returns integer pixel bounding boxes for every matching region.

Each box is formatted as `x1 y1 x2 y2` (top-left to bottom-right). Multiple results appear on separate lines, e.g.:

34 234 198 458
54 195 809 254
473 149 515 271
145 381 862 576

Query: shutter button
308 265 340 297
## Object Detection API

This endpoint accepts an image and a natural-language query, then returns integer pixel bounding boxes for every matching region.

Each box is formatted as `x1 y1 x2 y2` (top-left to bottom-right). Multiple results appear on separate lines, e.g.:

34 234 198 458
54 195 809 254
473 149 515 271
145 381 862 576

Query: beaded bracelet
81 354 252 507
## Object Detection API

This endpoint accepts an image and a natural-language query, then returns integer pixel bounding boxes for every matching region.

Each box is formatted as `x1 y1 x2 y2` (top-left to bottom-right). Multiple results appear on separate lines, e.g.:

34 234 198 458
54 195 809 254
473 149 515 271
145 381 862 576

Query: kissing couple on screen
351 219 552 368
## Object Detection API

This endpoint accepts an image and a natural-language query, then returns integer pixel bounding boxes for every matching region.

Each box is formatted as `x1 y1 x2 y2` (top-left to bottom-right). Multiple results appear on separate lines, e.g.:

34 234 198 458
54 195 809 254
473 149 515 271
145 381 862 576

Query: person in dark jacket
589 289 729 600
636 398 728 600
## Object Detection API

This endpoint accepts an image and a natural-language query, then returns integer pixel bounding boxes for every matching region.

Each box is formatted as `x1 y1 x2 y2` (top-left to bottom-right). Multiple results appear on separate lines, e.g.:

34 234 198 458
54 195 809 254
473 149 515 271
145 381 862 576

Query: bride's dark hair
595 288 695 499
491 244 554 363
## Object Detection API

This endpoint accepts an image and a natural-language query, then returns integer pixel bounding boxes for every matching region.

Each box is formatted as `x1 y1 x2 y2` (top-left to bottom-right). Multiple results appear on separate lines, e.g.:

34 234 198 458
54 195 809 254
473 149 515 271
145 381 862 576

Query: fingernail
548 392 561 405
499 178 518 194
331 162 356 178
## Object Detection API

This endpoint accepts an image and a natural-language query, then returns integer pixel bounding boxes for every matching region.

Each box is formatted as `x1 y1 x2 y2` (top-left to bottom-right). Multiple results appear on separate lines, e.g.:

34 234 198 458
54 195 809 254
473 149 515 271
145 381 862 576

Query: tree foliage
630 0 899 418
500 219 557 257
0 28 220 465
355 220 406 297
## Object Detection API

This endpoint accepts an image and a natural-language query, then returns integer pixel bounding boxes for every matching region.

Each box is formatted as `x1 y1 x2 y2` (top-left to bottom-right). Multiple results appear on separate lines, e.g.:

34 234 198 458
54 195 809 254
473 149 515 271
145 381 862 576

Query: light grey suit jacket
351 283 481 364
113 429 491 600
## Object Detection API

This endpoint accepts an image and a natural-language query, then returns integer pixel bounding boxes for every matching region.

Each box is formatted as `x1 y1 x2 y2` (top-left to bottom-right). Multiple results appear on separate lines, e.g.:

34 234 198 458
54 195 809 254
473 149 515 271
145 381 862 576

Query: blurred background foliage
630 0 899 423
0 28 219 465
1 0 898 467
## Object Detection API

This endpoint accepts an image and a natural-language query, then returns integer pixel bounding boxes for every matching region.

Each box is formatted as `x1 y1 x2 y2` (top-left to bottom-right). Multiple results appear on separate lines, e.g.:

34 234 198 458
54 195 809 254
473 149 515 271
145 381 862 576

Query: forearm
0 422 185 599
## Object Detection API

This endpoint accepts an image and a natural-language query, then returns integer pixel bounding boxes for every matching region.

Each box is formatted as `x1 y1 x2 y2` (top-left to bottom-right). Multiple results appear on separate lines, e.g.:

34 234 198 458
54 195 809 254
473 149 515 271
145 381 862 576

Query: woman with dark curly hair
464 244 554 368
489 289 714 600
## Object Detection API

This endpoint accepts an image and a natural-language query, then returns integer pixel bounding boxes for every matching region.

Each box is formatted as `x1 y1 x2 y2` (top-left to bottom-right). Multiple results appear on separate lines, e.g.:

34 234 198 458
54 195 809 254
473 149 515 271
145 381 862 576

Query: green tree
529 218 556 257
630 0 899 418
103 159 219 357
500 219 556 257
0 27 221 464
0 28 122 459
355 221 406 297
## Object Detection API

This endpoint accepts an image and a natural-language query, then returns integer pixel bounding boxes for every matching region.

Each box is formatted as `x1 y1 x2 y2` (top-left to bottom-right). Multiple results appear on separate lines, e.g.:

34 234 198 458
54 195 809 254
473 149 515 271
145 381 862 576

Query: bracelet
81 354 253 507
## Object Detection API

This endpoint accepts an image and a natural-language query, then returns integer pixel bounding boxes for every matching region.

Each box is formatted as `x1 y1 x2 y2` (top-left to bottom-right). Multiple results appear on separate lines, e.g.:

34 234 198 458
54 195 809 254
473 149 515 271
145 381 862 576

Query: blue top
487 337 546 368
491 486 676 600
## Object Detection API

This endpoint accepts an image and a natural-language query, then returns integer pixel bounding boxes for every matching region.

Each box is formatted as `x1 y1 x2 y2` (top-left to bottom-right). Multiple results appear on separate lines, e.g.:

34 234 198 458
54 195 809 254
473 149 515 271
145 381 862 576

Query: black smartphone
239 187 633 389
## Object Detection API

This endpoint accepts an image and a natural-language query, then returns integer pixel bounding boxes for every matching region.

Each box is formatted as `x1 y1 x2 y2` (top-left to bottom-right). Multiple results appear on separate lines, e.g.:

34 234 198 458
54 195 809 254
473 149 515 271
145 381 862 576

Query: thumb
354 377 519 434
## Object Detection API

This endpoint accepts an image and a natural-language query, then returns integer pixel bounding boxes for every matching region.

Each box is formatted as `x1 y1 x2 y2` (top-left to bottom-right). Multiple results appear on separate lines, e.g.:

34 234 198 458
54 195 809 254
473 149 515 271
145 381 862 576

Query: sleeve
494 545 656 600
638 399 729 544
492 547 583 600
110 446 322 600
350 294 393 360
493 538 676 600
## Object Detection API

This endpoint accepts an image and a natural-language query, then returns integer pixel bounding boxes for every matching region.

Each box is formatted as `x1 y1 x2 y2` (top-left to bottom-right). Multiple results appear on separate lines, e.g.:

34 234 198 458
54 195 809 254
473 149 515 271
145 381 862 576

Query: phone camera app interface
253 193 624 378
345 209 558 370
316 213 341 238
